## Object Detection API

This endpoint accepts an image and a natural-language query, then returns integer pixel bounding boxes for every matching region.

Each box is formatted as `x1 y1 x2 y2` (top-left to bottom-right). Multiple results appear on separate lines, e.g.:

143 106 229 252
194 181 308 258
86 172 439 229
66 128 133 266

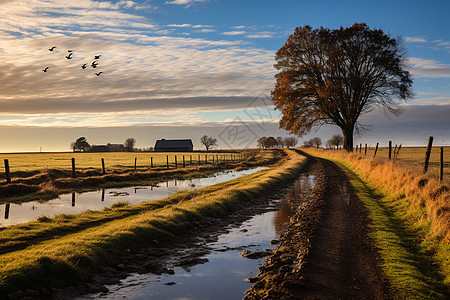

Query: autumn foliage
272 23 413 151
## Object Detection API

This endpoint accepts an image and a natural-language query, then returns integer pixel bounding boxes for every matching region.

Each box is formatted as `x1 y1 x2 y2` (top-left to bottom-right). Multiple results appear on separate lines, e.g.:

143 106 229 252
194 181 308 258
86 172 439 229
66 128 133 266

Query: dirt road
245 153 392 299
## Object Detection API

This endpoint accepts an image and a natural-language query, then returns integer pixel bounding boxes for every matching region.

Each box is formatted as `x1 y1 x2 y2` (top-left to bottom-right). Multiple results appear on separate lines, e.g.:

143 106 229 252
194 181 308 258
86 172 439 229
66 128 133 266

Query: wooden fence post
101 158 106 174
175 156 177 169
190 155 192 165
212 155 215 164
72 192 75 207
396 144 402 158
359 143 362 153
166 155 169 169
364 144 367 155
198 154 201 165
183 155 186 168
72 158 76 178
4 159 11 184
151 157 153 168
388 141 392 160
424 136 433 173
205 154 207 164
374 143 379 158
4 203 10 219
134 157 137 171
440 147 444 181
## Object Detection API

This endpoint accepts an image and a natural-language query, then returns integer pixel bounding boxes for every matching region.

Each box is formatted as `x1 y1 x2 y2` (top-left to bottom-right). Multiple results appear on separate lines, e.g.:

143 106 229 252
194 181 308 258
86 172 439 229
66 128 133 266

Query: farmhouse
90 145 110 152
154 139 193 152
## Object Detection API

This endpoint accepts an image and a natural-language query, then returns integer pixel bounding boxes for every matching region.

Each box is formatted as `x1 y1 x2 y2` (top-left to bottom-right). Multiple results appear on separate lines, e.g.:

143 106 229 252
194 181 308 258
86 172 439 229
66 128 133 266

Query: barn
154 139 193 152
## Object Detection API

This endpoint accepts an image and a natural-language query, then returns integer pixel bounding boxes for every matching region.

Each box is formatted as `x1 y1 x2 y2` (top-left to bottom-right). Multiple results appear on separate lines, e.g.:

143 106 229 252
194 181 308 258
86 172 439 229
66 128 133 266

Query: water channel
79 174 315 300
0 167 265 227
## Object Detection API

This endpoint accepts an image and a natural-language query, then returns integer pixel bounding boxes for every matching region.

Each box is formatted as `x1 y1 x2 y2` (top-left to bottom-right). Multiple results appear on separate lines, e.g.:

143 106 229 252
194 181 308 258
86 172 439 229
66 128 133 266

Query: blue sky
0 0 448 151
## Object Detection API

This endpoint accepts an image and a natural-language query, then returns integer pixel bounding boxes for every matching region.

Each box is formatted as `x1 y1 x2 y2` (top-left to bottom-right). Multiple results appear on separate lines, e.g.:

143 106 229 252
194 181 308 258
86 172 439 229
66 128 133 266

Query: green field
0 151 242 173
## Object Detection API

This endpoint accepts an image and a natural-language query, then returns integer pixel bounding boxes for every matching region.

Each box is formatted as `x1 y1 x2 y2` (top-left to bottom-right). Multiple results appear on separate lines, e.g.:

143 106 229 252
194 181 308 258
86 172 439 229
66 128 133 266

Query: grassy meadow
0 149 306 296
0 151 243 174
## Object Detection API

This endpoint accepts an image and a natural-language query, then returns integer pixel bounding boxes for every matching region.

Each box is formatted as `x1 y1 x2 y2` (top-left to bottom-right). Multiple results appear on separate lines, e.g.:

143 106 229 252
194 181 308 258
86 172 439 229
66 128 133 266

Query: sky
0 0 449 152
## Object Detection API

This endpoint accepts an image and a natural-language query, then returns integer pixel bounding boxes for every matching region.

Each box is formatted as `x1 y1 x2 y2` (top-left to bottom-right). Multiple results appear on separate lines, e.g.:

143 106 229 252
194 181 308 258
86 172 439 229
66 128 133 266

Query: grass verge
331 158 449 299
0 149 306 297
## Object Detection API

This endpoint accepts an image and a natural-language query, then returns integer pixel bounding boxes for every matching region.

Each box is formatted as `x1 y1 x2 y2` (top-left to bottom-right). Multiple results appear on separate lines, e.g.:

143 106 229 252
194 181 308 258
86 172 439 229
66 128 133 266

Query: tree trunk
341 126 354 152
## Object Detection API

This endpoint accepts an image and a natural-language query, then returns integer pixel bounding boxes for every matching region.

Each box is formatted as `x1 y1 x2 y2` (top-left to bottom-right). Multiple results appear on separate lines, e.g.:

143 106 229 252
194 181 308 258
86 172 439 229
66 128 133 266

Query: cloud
196 28 216 33
411 97 450 105
222 31 246 36
247 34 273 39
405 37 427 43
409 57 450 78
165 0 208 7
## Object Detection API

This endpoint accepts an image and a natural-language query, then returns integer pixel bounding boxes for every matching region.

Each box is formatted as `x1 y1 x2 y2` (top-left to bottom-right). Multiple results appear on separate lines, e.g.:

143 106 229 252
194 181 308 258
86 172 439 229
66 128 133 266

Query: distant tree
265 137 278 148
329 134 344 149
257 137 267 149
200 135 218 151
284 137 299 148
303 139 313 147
272 23 413 151
70 137 91 152
276 137 285 148
124 138 136 152
310 137 322 148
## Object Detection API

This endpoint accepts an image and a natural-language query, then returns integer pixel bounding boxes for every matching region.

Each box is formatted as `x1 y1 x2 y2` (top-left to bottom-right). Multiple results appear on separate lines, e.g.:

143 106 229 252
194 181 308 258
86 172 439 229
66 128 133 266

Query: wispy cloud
165 0 208 7
222 31 246 36
405 36 427 43
0 1 276 128
409 57 450 78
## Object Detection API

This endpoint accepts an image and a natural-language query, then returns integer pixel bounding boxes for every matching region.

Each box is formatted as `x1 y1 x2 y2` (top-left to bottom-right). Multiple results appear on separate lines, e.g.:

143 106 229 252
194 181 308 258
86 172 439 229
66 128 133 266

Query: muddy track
245 152 392 299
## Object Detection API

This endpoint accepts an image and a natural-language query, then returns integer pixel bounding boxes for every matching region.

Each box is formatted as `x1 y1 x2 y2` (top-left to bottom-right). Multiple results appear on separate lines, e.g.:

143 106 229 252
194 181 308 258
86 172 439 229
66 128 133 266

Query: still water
79 174 315 300
0 167 265 227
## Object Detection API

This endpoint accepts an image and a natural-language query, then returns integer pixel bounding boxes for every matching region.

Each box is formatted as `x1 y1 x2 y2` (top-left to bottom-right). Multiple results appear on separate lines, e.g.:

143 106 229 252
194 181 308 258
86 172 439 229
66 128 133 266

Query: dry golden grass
354 146 450 180
307 148 449 239
0 151 241 173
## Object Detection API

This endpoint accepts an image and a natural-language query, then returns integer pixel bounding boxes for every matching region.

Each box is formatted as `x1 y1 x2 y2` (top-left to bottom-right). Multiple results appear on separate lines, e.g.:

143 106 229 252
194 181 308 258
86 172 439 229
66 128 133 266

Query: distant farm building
90 143 125 152
90 145 110 152
107 143 125 152
154 139 193 152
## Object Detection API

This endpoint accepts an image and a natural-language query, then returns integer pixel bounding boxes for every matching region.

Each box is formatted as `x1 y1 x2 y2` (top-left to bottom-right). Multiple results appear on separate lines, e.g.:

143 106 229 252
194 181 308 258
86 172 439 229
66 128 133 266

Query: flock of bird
43 46 103 76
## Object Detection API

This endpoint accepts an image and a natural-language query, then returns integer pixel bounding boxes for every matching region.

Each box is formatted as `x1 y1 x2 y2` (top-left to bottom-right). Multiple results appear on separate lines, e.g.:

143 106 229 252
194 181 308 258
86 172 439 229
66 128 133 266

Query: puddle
78 174 315 300
0 167 265 227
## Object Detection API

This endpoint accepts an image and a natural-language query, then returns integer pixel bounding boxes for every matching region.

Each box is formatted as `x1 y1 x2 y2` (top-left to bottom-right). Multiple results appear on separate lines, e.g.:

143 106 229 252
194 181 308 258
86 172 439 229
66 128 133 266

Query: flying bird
81 63 87 69
94 55 101 59
95 72 103 76
49 46 57 51
66 52 73 59
91 61 98 68
42 67 49 72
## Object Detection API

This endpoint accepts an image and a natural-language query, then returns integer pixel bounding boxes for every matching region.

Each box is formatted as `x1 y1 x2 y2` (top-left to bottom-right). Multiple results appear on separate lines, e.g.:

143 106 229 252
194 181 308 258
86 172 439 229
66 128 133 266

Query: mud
245 153 392 299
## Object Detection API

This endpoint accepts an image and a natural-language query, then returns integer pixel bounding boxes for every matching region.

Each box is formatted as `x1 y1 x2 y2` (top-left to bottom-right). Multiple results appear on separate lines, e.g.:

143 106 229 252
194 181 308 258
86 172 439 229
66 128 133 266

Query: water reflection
273 174 315 234
79 173 316 300
0 167 264 228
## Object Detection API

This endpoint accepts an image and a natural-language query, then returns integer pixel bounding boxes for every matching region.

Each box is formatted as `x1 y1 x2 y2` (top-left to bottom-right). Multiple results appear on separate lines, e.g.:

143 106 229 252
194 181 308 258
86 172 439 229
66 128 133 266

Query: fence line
2 151 252 183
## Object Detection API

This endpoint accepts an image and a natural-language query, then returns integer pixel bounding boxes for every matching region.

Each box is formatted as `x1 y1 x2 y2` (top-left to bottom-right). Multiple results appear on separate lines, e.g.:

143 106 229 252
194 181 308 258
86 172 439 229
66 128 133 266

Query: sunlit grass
335 160 448 299
0 149 306 296
0 151 244 173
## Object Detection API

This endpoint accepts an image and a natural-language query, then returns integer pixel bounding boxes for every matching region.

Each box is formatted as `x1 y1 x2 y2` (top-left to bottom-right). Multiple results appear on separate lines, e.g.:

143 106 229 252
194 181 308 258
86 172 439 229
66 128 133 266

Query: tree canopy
124 138 136 152
70 137 90 152
200 135 218 151
272 23 413 151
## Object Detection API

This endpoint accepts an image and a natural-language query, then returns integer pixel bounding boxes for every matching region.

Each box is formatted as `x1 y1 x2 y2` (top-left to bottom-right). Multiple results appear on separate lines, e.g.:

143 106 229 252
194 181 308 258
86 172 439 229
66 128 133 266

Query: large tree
272 23 413 151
